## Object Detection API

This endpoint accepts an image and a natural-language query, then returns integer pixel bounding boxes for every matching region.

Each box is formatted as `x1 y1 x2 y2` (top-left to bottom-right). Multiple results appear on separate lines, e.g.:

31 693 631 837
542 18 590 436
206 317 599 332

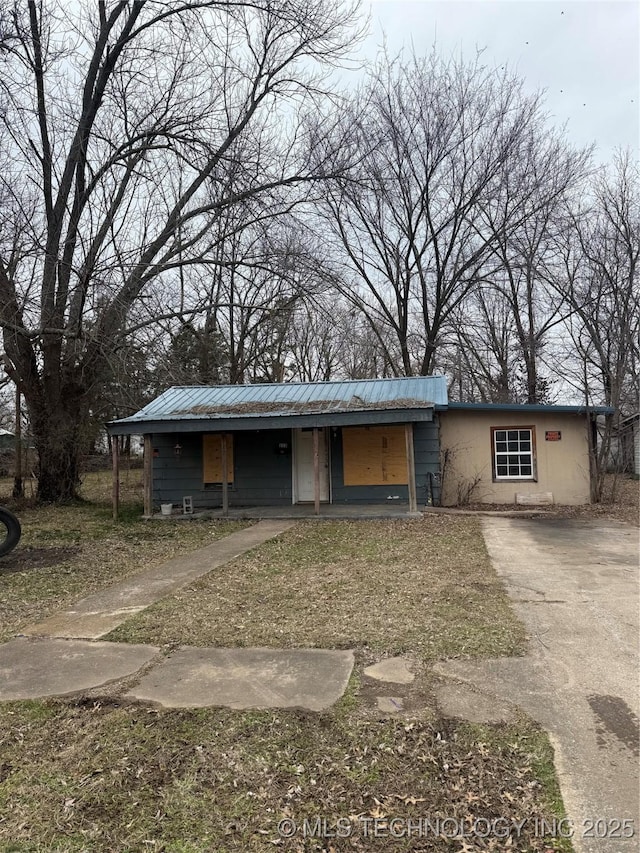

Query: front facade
149 421 440 511
108 378 446 515
108 379 612 513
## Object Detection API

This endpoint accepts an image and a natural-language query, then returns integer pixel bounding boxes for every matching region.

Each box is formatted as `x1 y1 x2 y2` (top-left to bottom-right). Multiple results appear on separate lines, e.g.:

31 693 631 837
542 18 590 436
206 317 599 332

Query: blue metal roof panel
111 376 449 425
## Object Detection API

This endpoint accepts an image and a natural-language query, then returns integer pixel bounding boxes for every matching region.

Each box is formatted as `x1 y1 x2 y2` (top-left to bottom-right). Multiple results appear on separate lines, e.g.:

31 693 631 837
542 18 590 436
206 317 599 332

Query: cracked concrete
435 517 639 853
0 637 159 700
364 656 415 684
125 647 355 711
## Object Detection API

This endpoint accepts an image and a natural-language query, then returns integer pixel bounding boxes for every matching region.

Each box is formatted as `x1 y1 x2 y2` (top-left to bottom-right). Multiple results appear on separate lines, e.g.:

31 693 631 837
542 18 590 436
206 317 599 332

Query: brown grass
0 699 571 852
107 516 525 663
0 469 249 642
0 471 572 852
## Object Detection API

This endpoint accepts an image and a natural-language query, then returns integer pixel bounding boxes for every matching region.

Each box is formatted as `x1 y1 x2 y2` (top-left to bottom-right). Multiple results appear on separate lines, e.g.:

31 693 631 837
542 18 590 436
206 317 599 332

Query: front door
294 428 329 503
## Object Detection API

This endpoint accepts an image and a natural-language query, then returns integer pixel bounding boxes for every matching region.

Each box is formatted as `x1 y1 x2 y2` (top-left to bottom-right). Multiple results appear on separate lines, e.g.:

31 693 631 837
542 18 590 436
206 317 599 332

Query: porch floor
151 504 424 521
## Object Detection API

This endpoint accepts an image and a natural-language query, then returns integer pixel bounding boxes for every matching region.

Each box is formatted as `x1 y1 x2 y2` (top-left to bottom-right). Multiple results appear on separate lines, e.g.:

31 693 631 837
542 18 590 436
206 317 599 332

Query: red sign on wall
545 431 562 441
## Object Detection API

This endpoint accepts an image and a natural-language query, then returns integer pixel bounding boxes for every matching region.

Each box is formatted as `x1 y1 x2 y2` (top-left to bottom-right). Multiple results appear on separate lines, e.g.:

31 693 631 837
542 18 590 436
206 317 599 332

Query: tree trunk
28 394 85 503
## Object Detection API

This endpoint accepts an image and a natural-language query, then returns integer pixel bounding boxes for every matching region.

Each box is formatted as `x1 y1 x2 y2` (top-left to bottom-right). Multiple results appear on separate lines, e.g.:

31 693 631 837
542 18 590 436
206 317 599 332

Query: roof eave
446 402 615 415
107 406 434 436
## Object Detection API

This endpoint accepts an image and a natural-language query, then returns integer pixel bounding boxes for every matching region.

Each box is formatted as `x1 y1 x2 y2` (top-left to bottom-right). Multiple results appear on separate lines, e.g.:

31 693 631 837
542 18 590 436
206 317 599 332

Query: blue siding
151 421 441 510
414 419 441 505
329 421 440 506
151 430 292 510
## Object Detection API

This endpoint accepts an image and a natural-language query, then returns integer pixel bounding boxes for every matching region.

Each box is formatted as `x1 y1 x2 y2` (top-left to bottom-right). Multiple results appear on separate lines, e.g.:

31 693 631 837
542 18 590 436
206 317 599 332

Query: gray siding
151 429 292 510
414 419 441 505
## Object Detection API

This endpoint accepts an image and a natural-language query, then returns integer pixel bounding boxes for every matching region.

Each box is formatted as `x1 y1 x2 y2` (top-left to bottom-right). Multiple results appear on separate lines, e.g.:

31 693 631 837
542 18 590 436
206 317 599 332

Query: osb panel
203 434 234 483
342 426 408 486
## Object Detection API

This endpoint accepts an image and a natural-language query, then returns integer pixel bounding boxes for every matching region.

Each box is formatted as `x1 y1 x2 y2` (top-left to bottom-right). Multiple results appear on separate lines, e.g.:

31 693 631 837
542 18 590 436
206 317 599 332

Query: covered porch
106 378 447 520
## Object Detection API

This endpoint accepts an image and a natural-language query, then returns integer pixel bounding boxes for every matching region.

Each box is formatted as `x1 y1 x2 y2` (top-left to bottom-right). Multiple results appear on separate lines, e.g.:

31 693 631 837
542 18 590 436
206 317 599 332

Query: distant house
107 379 613 515
0 429 15 452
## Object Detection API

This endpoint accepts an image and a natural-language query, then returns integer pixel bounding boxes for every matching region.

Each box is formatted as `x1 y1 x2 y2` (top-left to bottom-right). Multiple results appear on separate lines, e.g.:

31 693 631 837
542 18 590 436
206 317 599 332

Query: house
106 378 613 516
0 429 14 452
107 377 445 516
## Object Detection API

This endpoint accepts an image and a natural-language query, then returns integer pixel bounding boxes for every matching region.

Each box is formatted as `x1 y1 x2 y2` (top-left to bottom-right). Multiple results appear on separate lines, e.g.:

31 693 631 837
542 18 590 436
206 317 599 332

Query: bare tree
316 51 581 378
0 0 362 501
552 152 639 498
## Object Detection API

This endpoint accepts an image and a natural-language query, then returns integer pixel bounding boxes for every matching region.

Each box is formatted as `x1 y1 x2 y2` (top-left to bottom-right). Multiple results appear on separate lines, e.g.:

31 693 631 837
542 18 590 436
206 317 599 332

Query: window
342 425 407 486
203 434 234 484
491 427 536 480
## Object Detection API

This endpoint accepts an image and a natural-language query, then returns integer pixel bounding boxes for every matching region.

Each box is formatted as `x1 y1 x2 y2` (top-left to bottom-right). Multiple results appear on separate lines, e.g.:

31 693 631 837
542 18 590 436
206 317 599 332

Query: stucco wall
439 410 592 506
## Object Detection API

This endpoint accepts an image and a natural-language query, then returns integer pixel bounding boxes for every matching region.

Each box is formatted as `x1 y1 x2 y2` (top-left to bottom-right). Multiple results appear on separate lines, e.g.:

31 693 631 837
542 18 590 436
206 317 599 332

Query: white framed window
491 426 536 480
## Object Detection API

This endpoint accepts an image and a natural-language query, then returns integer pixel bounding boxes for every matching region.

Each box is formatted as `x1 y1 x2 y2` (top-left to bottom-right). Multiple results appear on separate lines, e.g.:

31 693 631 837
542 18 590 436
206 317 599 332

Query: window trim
490 425 537 482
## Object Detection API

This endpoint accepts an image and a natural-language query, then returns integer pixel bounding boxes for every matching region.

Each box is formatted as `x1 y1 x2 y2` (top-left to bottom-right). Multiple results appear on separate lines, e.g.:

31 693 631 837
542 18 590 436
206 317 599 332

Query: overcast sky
361 0 639 165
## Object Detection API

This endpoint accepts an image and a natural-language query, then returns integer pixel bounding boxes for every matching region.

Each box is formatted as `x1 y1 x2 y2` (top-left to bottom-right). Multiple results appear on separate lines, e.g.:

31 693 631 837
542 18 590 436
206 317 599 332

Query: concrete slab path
22 520 295 639
0 637 159 700
435 517 639 853
126 647 354 711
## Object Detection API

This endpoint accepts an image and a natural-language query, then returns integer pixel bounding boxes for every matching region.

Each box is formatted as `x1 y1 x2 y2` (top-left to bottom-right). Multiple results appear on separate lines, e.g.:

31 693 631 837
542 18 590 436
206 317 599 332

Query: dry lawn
0 473 572 852
465 474 639 527
0 469 248 642
107 516 526 662
0 699 571 853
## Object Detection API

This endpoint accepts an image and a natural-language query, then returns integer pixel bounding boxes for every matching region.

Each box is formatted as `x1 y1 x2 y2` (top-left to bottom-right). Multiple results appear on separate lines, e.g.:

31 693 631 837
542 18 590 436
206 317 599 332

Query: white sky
361 0 639 164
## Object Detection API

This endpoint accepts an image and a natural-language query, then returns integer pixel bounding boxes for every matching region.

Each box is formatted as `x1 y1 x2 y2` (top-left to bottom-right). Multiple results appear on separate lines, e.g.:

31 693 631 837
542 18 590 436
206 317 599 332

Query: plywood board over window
342 425 408 485
203 434 234 483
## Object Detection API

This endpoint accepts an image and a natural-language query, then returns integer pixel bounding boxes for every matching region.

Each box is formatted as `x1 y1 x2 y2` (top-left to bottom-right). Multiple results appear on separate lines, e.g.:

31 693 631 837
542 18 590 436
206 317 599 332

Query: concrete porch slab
126 646 355 711
0 637 159 701
155 504 423 521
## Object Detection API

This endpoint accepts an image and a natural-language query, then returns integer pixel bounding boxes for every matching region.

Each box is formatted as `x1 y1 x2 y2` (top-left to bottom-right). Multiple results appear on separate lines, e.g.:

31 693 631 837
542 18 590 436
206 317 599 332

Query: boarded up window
342 426 407 486
203 434 234 483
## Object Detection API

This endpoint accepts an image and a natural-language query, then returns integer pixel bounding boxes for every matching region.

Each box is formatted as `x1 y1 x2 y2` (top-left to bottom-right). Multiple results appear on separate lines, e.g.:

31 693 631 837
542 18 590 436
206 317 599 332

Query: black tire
0 506 21 557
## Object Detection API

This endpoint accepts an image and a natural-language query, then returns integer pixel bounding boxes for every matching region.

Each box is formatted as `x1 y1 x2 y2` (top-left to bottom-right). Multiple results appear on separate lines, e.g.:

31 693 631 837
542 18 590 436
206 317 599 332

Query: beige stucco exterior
439 409 592 506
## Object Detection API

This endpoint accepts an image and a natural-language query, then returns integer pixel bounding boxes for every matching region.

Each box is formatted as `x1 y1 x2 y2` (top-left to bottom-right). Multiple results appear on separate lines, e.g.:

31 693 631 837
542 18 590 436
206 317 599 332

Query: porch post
221 432 229 517
313 427 320 516
405 423 417 513
143 434 153 517
111 434 120 522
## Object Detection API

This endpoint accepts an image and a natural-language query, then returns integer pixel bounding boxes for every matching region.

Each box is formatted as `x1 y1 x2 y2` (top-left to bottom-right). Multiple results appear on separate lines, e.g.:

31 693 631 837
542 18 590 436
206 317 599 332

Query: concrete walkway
23 520 295 639
435 517 639 853
0 519 355 712
0 638 354 711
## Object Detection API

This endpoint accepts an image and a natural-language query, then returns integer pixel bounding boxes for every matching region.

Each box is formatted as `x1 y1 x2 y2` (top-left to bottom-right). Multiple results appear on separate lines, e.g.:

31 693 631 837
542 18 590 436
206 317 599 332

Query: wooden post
143 434 153 517
112 434 120 522
12 384 23 499
221 433 229 517
405 423 417 513
313 427 320 516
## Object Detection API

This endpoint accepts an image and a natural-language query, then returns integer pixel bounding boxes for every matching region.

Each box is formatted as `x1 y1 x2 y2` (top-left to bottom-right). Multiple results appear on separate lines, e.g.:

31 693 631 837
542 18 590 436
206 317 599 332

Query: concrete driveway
436 516 639 853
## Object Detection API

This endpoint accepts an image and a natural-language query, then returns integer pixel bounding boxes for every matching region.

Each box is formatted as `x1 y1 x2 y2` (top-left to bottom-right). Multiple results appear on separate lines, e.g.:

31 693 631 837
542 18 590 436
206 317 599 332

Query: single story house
107 377 445 515
0 429 15 451
107 378 613 515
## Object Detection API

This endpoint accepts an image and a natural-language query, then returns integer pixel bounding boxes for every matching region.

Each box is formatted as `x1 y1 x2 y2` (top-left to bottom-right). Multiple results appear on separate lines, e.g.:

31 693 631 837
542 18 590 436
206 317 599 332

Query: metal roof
109 376 449 428
447 402 615 415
